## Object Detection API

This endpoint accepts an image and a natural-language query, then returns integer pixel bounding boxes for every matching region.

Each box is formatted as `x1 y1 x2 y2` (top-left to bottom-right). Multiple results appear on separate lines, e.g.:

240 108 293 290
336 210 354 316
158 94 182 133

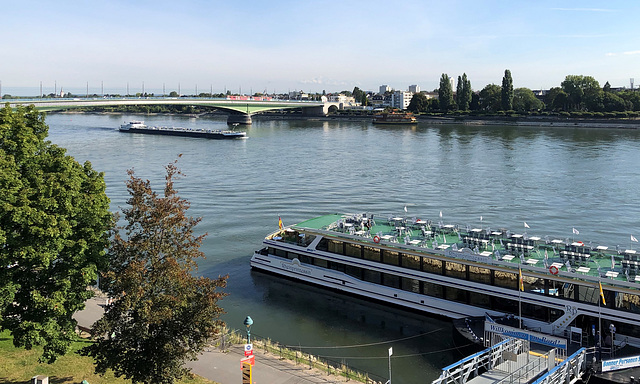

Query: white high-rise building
408 84 420 93
379 85 390 94
391 91 414 110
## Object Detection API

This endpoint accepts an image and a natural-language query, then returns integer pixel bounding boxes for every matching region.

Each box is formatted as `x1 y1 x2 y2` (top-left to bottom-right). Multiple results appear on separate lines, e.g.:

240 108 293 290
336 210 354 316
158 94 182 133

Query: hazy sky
3 0 639 95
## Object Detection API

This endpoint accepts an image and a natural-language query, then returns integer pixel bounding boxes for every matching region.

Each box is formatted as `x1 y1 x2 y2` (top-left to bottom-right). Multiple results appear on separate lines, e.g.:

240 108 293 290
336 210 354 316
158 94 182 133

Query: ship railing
529 348 586 384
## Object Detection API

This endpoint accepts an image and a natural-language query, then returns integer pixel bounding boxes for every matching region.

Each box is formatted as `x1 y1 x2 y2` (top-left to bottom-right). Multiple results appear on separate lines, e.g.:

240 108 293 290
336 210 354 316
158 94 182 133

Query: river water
45 113 640 383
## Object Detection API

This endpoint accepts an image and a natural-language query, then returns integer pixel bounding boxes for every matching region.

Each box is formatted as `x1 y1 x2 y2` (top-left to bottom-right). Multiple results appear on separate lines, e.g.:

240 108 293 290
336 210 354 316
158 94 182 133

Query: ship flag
611 254 616 270
632 234 638 243
572 227 579 235
404 205 407 213
524 222 530 229
519 267 524 291
599 281 606 306
278 216 283 230
439 210 443 218
389 347 393 356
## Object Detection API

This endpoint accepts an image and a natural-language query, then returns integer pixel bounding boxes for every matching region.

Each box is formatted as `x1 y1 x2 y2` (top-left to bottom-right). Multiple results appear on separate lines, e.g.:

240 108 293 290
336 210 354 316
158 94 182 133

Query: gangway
432 339 586 384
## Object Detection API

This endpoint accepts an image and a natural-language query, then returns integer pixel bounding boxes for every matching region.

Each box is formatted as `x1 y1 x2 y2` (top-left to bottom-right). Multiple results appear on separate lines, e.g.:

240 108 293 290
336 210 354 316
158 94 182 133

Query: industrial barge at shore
119 121 246 139
251 212 640 350
372 112 417 124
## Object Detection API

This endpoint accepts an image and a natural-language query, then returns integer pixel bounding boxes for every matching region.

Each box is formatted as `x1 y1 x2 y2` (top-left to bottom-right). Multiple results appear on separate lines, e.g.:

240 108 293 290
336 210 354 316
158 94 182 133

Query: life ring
373 235 381 243
549 265 559 275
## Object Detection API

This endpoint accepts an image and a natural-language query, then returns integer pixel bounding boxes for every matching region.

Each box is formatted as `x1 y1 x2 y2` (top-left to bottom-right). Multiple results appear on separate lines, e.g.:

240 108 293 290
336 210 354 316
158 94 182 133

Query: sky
2 0 640 96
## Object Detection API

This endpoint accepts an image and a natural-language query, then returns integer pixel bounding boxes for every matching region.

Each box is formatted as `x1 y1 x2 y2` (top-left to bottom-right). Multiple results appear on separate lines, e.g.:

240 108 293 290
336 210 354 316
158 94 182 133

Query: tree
459 73 472 111
407 93 429 113
513 88 544 112
501 69 513 111
0 104 112 362
455 76 464 110
478 84 501 112
81 160 228 384
438 73 455 111
561 75 600 111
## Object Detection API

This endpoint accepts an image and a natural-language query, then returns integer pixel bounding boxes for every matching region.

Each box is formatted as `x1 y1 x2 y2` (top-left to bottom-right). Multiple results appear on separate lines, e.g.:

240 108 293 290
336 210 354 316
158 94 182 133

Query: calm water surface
45 113 640 383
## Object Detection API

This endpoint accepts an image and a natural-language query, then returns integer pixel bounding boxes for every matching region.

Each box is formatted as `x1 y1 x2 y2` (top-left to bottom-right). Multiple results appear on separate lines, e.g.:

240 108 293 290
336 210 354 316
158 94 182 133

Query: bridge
3 97 340 124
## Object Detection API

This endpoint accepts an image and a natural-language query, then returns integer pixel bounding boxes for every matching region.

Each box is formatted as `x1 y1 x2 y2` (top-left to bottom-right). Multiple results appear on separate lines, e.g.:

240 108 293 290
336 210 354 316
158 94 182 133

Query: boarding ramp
530 348 587 384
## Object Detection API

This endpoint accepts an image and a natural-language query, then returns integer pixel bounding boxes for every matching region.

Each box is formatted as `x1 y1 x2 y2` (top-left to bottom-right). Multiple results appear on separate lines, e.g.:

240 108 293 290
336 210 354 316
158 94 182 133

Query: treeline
408 71 640 117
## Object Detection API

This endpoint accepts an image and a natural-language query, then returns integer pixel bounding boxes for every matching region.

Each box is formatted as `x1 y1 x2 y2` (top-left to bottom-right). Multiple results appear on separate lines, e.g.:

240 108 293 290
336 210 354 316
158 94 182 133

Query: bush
559 111 570 117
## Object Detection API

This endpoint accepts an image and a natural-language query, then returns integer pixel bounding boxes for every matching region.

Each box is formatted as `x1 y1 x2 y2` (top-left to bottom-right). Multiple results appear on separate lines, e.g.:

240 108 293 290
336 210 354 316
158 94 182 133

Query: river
44 112 640 383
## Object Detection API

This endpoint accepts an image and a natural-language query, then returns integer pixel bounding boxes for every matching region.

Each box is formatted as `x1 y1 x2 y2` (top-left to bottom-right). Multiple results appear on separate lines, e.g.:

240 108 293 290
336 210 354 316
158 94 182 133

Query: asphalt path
74 295 350 384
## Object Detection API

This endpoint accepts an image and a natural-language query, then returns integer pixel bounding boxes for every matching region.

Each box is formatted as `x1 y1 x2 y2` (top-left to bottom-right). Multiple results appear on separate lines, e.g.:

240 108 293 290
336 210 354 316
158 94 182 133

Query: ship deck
287 213 639 288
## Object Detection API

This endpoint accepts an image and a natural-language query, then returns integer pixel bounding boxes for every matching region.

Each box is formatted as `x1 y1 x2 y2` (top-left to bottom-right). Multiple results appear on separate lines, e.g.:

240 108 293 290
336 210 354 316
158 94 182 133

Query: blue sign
485 322 567 350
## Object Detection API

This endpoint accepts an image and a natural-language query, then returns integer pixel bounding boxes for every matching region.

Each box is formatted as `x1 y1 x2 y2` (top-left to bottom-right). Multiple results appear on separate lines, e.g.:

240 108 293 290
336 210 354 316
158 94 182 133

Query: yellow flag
599 281 606 306
519 267 524 291
278 216 283 230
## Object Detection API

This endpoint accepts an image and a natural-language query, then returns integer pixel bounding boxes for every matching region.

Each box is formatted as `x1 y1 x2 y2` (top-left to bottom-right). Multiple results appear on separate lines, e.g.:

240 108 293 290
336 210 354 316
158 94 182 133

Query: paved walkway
74 295 351 384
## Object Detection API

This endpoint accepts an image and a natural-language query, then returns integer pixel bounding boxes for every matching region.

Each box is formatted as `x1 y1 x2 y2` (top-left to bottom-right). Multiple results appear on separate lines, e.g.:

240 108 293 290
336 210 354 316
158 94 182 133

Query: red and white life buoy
549 265 559 275
373 235 381 243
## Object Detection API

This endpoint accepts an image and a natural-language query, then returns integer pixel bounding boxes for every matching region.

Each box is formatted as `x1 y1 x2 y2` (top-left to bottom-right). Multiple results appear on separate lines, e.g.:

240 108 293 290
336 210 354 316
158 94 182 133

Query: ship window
274 248 287 258
329 261 346 273
445 261 466 280
313 258 328 268
345 243 362 259
287 252 299 260
494 270 517 290
619 292 640 314
469 291 491 309
469 266 491 284
522 302 549 322
402 254 421 270
493 296 519 314
299 234 316 247
382 250 400 266
363 270 381 284
345 265 362 279
298 255 312 264
382 273 401 289
422 281 444 298
423 258 443 275
445 286 467 303
577 285 601 305
316 238 328 251
401 277 420 293
363 246 381 262
523 275 545 295
328 240 344 255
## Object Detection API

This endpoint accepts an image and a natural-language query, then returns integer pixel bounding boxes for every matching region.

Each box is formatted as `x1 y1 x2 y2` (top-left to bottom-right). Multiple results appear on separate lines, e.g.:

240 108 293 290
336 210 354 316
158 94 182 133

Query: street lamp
243 316 253 343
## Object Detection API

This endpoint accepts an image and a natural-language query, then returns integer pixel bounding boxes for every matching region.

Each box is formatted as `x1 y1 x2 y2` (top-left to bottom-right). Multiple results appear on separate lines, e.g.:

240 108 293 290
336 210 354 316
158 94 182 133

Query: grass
0 331 218 384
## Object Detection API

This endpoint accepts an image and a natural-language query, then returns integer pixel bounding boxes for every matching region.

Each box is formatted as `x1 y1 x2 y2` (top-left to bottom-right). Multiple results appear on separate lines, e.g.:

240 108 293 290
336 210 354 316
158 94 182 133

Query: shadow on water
212 257 474 383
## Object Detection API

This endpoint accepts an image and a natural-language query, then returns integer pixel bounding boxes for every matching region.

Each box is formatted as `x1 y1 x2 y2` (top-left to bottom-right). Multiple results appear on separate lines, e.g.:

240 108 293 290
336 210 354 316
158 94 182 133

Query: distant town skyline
2 0 639 96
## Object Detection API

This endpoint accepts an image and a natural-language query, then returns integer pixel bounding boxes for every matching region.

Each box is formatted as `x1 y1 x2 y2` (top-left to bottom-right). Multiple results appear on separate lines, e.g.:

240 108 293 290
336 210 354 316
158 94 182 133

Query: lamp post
244 316 253 343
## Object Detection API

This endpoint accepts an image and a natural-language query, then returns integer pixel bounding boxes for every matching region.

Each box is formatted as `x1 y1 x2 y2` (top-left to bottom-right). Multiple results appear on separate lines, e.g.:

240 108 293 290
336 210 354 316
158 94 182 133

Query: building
379 85 390 95
408 84 420 93
327 93 357 108
391 91 414 110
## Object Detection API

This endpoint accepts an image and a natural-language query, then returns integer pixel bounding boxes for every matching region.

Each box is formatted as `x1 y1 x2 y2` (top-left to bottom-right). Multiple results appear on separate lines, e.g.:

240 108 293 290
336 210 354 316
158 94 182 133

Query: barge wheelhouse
251 213 640 348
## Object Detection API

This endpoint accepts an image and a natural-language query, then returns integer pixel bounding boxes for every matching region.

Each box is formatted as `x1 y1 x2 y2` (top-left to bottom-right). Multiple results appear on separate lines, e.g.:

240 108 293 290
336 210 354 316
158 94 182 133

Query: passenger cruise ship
251 213 640 348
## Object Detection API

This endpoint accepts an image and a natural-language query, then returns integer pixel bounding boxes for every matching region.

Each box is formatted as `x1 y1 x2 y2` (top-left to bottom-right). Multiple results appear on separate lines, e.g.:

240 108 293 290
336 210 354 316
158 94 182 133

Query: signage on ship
602 355 640 372
445 248 494 263
280 259 312 275
484 322 567 350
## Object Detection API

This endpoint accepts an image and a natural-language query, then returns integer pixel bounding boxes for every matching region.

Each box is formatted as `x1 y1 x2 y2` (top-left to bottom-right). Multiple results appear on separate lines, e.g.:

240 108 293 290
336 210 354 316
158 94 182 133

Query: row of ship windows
269 242 640 316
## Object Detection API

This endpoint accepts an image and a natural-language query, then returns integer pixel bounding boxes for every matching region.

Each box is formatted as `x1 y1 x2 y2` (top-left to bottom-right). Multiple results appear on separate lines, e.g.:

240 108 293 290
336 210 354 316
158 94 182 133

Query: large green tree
438 73 455 111
0 104 112 362
501 69 513 111
561 75 600 111
407 92 429 113
513 88 544 112
479 84 502 112
81 160 227 384
460 73 472 111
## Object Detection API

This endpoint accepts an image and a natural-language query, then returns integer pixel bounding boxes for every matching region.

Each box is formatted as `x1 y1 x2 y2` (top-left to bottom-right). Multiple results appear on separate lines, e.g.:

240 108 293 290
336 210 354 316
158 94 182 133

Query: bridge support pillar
227 113 252 125
302 105 326 117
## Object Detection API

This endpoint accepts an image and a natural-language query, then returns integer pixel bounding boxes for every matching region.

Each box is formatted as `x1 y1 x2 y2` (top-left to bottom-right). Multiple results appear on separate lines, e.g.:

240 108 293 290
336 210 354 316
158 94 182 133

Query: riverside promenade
73 295 352 384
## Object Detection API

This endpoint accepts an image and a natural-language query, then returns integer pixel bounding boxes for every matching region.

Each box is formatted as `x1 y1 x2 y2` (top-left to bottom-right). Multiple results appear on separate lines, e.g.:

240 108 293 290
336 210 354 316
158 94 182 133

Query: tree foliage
501 69 513 111
513 88 544 112
438 74 455 111
0 104 112 362
407 93 429 113
479 84 501 112
81 160 227 384
561 75 600 111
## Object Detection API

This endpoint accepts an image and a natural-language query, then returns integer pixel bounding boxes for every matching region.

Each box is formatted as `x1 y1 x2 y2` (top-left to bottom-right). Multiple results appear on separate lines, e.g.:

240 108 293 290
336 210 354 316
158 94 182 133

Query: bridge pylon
227 113 252 125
